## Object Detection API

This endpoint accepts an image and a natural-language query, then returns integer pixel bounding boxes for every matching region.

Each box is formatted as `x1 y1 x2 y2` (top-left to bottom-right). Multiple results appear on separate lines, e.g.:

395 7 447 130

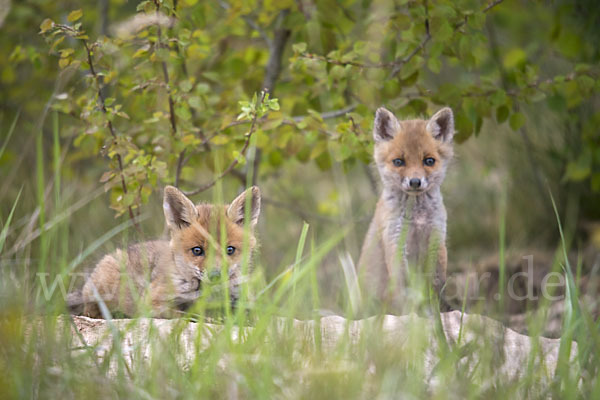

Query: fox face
163 186 260 290
373 107 454 195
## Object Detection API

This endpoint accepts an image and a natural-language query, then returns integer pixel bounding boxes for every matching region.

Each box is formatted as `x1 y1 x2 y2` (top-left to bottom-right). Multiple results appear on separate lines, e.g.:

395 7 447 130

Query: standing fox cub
358 107 454 310
68 185 261 318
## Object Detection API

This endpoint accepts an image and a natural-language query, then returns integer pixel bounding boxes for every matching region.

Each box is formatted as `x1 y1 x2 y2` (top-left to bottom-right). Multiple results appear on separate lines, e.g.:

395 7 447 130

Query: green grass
1 195 597 400
0 117 598 399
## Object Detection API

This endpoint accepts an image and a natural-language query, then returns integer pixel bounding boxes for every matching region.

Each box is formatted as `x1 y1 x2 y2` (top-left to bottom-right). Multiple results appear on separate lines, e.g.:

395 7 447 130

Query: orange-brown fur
77 186 260 318
358 107 455 312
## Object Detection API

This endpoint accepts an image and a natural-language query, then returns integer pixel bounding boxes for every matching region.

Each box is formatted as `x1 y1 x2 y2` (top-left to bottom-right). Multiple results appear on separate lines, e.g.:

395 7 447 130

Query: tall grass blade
549 189 585 394
0 187 23 254
292 221 309 295
0 110 19 161
338 250 361 316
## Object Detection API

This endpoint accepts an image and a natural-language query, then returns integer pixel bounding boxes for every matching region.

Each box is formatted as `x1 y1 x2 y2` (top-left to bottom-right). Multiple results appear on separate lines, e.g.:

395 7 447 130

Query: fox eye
226 246 236 256
191 246 204 257
424 157 435 166
392 158 405 167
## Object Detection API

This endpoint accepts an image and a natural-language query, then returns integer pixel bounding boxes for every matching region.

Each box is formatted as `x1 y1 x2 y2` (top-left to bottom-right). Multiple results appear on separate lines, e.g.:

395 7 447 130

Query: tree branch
200 103 357 140
182 92 267 196
291 104 357 122
83 40 139 231
152 0 187 188
217 107 339 139
250 10 291 186
262 10 290 94
302 0 505 77
217 0 272 46
389 0 430 78
262 196 340 223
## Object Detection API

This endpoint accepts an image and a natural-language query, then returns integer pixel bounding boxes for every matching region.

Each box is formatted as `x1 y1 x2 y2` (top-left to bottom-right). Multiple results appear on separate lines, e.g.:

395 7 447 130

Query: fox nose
409 178 421 188
208 269 221 282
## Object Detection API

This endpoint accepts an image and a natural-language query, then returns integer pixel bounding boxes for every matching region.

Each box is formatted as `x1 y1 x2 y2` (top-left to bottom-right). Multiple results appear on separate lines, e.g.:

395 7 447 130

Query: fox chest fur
379 188 447 267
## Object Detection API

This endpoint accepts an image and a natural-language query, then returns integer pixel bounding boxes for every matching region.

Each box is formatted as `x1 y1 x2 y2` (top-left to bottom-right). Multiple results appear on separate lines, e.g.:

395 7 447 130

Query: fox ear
373 107 401 142
163 186 197 229
227 186 261 227
427 107 454 142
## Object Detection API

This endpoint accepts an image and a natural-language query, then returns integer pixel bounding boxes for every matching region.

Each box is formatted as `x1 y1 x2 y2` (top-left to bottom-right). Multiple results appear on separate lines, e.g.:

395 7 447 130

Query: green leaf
40 19 55 33
432 19 453 42
155 48 170 61
262 118 283 131
292 42 307 53
176 105 192 121
502 48 526 69
188 96 202 109
136 1 150 11
268 150 283 167
67 9 83 22
427 57 442 74
577 75 595 92
490 90 507 107
454 111 474 143
268 98 280 111
180 80 193 92
496 105 509 124
564 152 592 181
509 112 525 130
467 11 485 30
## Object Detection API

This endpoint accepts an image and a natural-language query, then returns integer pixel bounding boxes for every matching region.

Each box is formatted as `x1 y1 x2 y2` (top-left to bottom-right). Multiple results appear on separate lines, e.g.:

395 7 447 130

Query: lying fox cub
68 185 260 318
358 107 454 311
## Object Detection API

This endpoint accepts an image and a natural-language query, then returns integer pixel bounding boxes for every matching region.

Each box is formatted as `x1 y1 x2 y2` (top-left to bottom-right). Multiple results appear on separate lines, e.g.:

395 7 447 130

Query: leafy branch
83 40 140 230
40 17 141 230
150 0 188 189
182 90 279 196
296 0 505 76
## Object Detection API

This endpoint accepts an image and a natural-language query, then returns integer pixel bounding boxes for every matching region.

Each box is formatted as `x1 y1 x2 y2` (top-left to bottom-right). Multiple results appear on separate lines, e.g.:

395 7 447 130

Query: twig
454 0 505 30
483 0 505 14
182 91 267 196
303 0 505 77
299 42 426 71
262 196 338 222
214 103 358 132
471 73 579 98
152 0 187 188
395 71 586 101
99 0 109 36
83 41 140 231
299 53 401 69
389 0 430 78
252 9 291 186
217 0 272 46
262 195 371 223
262 10 290 93
291 104 357 122
348 114 360 136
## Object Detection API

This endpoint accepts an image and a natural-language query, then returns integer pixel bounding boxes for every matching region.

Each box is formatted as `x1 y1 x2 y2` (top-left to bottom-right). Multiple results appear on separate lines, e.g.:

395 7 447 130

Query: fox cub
70 185 261 318
358 107 454 310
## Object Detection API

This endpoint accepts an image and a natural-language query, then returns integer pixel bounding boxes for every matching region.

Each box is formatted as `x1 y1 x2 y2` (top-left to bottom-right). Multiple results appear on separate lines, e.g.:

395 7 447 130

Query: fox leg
80 253 123 318
82 302 102 318
435 243 447 288
149 279 182 318
436 243 451 311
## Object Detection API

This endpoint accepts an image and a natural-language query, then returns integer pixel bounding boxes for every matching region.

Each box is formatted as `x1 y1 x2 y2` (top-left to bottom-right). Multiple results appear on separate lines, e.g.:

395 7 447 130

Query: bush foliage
12 0 594 222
